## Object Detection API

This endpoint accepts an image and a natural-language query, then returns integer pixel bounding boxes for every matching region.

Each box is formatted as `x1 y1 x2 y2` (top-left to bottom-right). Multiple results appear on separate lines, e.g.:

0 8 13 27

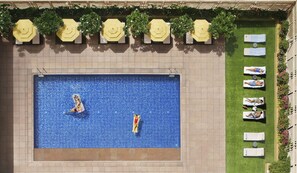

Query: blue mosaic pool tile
34 75 180 148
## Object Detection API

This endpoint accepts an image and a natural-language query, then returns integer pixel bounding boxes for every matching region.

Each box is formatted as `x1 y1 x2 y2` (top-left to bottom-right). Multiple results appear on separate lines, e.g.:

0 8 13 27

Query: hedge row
1 4 287 22
269 20 291 173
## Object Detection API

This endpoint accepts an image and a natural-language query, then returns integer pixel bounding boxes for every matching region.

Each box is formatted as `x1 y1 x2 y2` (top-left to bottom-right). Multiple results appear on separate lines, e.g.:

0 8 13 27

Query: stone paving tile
0 36 225 173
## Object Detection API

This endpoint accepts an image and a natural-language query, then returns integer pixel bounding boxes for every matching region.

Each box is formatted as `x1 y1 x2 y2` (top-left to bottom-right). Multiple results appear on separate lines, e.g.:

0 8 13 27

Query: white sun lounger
243 148 264 157
244 66 266 75
244 132 265 141
243 80 265 88
243 97 265 106
244 48 266 56
243 111 265 120
244 34 266 43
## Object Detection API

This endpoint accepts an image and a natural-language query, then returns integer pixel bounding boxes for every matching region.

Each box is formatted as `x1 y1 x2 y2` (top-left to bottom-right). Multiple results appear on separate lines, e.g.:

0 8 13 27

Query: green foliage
279 39 289 52
278 84 289 98
170 14 194 38
269 159 290 173
278 144 289 161
208 11 237 40
33 10 63 35
0 7 14 38
280 20 289 39
277 53 286 62
280 130 289 146
78 12 101 36
278 109 289 133
278 62 287 73
277 71 289 85
125 9 149 37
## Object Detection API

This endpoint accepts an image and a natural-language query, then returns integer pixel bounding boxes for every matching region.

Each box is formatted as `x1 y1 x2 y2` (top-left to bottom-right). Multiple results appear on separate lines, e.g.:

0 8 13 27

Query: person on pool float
246 67 265 74
244 80 264 87
70 95 82 112
133 114 140 132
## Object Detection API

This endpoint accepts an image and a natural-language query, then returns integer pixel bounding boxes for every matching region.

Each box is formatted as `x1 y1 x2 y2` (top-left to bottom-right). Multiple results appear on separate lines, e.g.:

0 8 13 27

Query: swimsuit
255 68 261 72
248 81 256 86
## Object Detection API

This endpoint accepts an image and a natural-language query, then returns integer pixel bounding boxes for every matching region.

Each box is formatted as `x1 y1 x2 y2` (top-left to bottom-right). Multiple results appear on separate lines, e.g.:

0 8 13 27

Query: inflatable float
71 94 85 113
132 114 141 134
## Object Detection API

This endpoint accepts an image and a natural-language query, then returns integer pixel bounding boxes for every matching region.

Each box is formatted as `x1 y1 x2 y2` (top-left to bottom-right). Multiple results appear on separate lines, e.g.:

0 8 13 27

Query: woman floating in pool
70 94 85 113
132 114 141 134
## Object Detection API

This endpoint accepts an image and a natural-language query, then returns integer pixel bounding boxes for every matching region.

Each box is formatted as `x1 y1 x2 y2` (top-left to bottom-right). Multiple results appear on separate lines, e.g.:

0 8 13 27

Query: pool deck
0 35 225 172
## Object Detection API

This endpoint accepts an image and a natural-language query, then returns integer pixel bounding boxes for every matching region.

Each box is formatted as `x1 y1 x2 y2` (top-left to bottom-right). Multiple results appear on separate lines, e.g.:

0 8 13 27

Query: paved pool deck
0 35 225 173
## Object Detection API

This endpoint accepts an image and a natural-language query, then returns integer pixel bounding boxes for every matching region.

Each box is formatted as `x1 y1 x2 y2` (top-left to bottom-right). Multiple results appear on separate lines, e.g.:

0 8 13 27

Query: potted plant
208 11 237 40
170 14 194 39
33 10 63 35
0 7 14 38
78 12 101 36
125 9 149 38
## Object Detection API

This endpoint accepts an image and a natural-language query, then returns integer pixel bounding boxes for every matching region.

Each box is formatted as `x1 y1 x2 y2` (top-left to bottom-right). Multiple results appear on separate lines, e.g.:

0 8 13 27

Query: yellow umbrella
56 19 79 42
192 19 211 42
149 19 170 42
102 19 125 42
13 19 37 42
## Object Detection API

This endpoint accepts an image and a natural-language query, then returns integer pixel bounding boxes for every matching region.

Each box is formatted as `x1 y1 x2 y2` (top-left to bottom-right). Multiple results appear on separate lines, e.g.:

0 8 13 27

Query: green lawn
226 21 276 173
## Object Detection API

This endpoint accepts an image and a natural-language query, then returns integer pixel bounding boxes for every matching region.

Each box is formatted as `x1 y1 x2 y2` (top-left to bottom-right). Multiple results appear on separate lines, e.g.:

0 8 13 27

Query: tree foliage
78 12 101 36
208 11 237 40
0 7 13 38
33 10 63 35
170 14 194 38
269 159 290 173
125 9 149 38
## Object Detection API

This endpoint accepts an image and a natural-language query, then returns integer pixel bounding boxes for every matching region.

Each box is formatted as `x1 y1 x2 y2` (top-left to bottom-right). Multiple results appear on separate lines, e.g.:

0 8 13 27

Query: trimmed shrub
33 10 63 35
208 11 237 40
278 116 289 133
125 9 149 38
277 53 286 62
279 39 289 52
278 84 289 98
78 12 101 36
170 14 194 38
280 130 289 146
279 144 289 161
269 159 291 173
278 62 287 73
278 109 289 133
279 96 289 110
280 20 289 39
0 7 14 38
277 71 289 85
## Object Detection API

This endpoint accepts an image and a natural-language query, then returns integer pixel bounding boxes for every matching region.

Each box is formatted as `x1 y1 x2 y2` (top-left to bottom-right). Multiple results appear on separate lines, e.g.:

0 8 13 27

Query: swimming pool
34 75 180 148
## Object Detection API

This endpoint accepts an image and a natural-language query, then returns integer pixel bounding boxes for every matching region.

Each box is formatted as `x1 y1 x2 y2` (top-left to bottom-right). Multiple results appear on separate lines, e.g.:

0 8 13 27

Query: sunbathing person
247 111 263 118
244 80 264 86
246 67 264 74
246 98 264 104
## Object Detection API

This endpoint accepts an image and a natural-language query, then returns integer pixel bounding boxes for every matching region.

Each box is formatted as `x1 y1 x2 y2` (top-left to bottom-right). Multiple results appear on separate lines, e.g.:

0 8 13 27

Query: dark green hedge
6 5 288 23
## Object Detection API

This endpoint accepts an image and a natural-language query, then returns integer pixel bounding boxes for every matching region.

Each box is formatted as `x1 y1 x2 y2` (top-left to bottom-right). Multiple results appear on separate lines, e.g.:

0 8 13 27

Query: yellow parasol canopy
191 19 211 42
56 19 79 42
148 19 170 42
13 19 37 42
102 19 125 42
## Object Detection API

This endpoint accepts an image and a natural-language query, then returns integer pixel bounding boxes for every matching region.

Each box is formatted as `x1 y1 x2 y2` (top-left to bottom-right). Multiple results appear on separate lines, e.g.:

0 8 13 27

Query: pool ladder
168 68 178 78
37 68 47 77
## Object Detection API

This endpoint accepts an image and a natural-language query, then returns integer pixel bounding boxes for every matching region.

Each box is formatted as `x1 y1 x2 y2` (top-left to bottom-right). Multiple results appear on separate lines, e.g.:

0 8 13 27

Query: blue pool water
34 75 180 148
